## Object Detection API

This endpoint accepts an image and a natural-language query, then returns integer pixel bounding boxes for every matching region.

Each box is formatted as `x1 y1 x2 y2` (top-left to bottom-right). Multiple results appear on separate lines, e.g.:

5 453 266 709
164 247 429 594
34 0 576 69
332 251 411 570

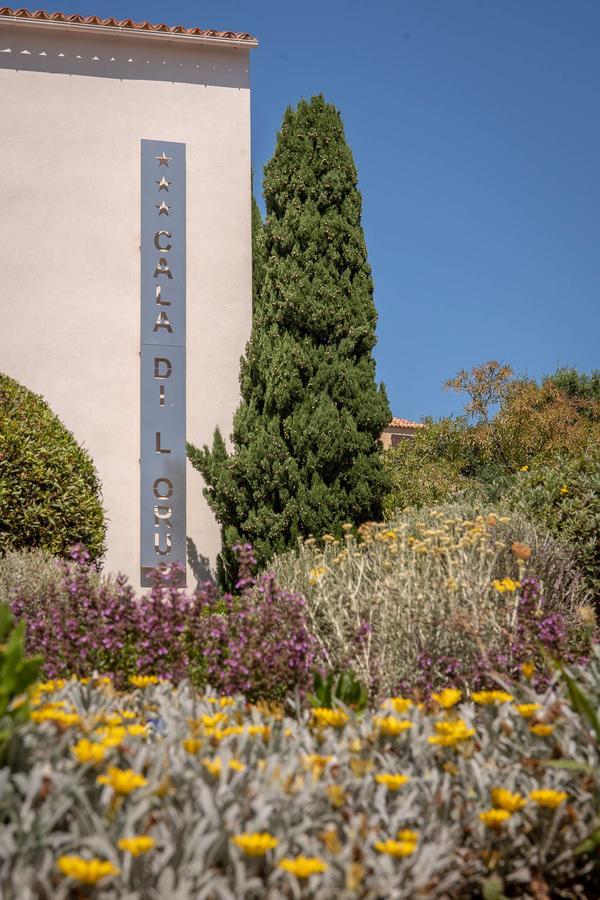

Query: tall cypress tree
188 96 391 585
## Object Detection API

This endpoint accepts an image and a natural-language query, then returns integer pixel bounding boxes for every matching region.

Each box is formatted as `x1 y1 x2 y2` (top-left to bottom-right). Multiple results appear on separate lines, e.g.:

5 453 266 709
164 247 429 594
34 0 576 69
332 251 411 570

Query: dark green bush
0 373 106 560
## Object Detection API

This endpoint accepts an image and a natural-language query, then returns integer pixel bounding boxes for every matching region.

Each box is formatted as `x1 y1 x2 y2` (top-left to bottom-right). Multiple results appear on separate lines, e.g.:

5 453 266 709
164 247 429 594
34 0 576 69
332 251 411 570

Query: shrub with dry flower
270 504 590 697
2 649 600 897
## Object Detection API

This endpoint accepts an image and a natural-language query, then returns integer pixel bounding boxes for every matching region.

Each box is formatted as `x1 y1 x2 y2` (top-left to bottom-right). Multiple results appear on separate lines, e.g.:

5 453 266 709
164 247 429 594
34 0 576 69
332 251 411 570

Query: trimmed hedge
0 373 106 560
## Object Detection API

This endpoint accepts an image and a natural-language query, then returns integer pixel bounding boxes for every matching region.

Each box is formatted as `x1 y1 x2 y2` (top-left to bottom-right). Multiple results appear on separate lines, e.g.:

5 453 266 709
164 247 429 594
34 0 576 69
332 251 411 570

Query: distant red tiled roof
0 6 258 46
388 417 425 429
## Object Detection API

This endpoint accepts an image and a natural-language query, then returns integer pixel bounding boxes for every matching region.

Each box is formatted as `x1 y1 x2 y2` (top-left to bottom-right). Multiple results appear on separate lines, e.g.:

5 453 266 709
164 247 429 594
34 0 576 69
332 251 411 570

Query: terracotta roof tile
0 6 258 45
388 417 425 429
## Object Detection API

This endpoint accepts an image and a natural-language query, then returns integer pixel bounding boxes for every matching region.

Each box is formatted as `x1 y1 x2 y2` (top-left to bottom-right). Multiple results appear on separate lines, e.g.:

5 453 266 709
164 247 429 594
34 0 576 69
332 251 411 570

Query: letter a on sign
140 139 186 587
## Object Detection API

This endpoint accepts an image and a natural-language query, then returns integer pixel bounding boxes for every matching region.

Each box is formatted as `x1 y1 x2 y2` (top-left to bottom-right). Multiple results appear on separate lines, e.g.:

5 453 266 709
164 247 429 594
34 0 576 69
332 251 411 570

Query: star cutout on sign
156 177 171 191
155 152 171 166
156 201 171 216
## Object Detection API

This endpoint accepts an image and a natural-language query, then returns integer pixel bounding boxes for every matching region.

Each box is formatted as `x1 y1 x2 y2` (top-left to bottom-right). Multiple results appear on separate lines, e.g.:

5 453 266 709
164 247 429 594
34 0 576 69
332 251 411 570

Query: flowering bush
11 544 317 701
3 650 600 897
271 505 591 698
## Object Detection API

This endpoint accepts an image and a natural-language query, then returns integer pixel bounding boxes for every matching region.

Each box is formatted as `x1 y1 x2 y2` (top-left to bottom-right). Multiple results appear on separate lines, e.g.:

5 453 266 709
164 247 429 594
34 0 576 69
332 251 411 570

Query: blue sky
58 0 600 419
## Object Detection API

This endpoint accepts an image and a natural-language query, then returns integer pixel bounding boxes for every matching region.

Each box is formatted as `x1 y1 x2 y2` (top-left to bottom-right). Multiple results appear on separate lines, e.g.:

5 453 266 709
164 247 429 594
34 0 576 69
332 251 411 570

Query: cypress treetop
188 95 391 584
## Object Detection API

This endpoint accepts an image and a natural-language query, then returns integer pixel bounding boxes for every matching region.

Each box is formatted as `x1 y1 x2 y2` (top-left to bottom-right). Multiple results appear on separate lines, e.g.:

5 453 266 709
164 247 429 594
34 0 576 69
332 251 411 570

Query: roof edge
0 9 258 49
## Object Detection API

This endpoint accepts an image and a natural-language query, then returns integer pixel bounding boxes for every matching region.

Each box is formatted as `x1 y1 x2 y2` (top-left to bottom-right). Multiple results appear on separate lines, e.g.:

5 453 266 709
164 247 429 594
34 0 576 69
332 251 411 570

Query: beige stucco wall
0 24 253 586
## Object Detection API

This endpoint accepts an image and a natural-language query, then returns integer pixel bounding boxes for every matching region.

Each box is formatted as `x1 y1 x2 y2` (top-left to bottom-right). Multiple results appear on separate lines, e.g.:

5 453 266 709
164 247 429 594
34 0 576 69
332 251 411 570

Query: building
381 417 425 449
0 7 257 586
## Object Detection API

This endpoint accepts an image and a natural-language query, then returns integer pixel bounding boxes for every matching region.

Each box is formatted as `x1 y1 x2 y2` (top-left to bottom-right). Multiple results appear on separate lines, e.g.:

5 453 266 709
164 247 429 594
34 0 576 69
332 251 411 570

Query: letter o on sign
153 477 174 499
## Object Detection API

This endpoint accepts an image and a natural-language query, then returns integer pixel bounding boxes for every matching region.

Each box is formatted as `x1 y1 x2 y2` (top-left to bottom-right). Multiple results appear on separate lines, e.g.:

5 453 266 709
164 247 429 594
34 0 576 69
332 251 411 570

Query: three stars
155 151 173 217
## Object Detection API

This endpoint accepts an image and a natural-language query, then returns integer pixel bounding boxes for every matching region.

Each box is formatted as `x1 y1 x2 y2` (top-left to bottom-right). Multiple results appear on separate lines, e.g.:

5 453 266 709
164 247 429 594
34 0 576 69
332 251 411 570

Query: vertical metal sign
140 140 186 586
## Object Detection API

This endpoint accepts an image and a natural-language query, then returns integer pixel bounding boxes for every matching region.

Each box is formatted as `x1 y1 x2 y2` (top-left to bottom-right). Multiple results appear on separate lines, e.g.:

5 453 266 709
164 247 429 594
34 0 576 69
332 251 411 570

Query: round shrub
0 373 106 560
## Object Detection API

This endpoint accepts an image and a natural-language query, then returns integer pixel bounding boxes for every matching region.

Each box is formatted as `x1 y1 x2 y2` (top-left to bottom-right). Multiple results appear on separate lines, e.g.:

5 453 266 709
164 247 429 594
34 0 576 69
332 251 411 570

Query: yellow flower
385 697 413 714
521 662 535 680
397 829 419 844
57 856 119 885
302 754 334 772
492 579 521 594
232 831 279 856
126 724 148 737
38 680 66 693
94 726 127 747
201 712 228 729
31 707 81 727
374 838 417 858
431 688 462 709
428 719 475 746
529 789 567 809
479 809 512 828
120 710 137 720
308 566 327 585
117 836 156 857
326 784 346 807
519 465 529 472
320 827 342 854
491 788 527 812
373 716 413 736
516 703 541 719
374 773 410 791
560 484 569 495
71 739 107 765
183 737 202 754
312 708 349 728
471 690 513 705
229 758 246 773
97 767 147 795
279 856 328 878
128 675 160 688
529 723 554 737
213 725 245 741
247 724 271 740
202 757 222 777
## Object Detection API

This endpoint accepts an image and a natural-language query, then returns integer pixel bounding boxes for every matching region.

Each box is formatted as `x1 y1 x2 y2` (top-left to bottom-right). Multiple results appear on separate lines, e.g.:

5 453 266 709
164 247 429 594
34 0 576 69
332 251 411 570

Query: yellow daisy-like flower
302 754 334 772
117 836 156 857
126 724 148 737
213 725 245 741
326 784 346 807
279 856 328 878
201 712 228 729
492 578 521 594
491 788 527 812
38 680 66 693
427 719 475 746
479 809 512 828
231 832 279 856
247 724 271 740
519 465 529 472
521 662 535 680
374 773 410 791
202 757 222 777
373 716 413 736
560 485 569 495
529 723 554 737
229 758 246 773
374 838 417 858
71 738 107 765
308 566 327 585
97 767 147 795
431 688 462 709
94 726 127 747
397 829 419 844
128 675 160 688
57 856 119 885
471 690 513 705
312 708 349 728
529 789 567 809
183 736 202 754
385 697 413 714
31 707 81 727
515 703 541 719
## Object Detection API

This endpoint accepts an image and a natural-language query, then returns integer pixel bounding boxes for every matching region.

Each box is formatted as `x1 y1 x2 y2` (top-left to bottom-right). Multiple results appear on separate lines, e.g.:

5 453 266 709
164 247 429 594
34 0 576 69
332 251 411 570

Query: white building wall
0 24 253 586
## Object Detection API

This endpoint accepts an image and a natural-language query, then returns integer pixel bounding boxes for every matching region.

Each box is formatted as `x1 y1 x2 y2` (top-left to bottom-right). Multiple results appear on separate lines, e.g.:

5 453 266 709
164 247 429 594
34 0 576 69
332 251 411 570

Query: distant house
381 417 426 449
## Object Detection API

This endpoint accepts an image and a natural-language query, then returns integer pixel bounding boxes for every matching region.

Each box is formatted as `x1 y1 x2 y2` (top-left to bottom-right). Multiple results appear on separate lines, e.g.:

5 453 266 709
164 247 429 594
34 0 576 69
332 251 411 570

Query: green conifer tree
188 96 391 585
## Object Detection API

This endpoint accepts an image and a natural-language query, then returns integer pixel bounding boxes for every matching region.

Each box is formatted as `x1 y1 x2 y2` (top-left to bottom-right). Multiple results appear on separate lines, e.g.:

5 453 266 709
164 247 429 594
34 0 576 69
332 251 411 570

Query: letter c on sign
153 477 174 499
154 231 172 252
